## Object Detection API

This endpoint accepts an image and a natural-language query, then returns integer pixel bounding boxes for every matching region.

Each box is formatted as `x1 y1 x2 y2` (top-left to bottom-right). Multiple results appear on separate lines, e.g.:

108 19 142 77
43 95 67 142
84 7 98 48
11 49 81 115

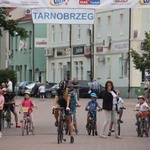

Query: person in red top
17 91 37 135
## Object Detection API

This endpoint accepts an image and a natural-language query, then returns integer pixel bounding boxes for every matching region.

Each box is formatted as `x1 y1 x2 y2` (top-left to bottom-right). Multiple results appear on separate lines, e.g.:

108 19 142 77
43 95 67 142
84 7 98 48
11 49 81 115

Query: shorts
57 99 72 116
40 92 45 96
3 104 15 113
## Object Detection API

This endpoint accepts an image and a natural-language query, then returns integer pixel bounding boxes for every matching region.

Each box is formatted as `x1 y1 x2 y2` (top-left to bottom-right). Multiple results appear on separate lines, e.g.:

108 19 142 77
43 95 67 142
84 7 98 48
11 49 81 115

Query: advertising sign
1 0 150 8
32 8 95 24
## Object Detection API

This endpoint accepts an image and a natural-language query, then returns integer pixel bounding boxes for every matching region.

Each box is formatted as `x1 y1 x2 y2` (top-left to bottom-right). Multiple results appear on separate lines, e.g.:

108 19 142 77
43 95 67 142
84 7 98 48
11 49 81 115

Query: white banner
1 0 150 8
32 8 94 24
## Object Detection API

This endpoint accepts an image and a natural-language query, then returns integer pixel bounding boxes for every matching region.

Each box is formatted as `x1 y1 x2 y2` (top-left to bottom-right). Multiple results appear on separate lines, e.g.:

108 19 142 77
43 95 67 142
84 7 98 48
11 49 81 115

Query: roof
16 14 32 22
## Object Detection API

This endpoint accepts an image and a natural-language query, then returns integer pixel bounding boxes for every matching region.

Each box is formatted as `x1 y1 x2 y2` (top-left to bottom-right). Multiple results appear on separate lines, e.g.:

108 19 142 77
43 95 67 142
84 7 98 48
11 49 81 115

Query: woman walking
99 81 122 139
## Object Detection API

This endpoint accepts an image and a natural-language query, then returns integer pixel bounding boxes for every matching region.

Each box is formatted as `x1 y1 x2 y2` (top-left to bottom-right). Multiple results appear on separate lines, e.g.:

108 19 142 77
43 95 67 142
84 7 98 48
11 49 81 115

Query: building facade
46 24 92 82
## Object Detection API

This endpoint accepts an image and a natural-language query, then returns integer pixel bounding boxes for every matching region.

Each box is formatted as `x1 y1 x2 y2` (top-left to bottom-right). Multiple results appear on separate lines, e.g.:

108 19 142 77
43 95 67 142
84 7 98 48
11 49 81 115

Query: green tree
0 8 28 38
131 31 150 74
0 69 17 90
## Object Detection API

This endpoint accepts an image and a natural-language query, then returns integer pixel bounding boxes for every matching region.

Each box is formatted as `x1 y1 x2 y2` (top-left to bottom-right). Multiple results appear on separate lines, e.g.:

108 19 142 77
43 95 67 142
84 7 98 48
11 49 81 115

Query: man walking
90 79 100 98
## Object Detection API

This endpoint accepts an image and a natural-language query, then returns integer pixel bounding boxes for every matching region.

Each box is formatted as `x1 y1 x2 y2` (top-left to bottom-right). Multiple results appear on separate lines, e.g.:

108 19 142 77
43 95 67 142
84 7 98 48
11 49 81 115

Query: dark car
31 82 57 98
18 81 35 96
45 84 59 98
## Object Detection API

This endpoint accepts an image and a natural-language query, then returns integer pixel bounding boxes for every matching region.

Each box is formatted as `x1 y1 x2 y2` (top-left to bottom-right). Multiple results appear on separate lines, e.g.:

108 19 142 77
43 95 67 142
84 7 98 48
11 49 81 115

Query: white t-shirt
117 97 124 109
7 81 13 92
136 102 149 112
39 86 45 93
110 91 117 105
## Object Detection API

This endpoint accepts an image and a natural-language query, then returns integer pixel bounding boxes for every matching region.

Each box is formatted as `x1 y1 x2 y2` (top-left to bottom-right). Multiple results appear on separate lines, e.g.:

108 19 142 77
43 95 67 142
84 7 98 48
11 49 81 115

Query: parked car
18 81 35 96
14 82 21 95
45 84 59 98
24 83 36 95
31 82 57 98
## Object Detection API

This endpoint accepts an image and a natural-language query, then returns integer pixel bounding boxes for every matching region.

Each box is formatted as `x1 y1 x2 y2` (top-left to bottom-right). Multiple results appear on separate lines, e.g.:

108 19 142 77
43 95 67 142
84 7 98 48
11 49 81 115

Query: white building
46 24 92 82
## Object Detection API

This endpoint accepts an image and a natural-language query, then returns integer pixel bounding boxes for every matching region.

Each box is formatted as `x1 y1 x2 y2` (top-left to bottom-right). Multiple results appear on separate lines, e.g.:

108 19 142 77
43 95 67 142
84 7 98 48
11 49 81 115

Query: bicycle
136 111 149 137
2 104 13 128
86 108 101 136
117 107 126 136
19 107 31 136
54 107 66 144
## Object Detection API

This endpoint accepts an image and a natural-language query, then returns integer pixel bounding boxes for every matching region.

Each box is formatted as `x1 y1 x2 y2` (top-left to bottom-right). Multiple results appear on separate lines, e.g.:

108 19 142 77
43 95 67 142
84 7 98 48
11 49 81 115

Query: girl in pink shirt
0 89 5 138
17 91 37 135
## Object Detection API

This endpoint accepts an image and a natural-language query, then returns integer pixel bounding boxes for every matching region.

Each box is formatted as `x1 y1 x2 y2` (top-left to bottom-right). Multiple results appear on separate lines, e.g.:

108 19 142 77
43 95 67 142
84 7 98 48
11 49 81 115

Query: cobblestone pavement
0 96 150 150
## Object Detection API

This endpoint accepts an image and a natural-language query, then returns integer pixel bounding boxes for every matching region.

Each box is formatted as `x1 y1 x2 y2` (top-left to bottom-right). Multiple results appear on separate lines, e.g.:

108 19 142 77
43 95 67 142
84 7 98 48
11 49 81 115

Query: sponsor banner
32 8 94 24
1 0 150 8
57 48 69 56
35 38 48 48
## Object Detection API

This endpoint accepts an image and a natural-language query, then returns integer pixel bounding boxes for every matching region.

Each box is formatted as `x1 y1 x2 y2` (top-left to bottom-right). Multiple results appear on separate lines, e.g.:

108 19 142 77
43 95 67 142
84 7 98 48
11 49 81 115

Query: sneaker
99 134 107 138
70 136 74 143
16 124 21 128
95 131 98 136
115 135 122 139
75 130 79 135
118 119 123 123
55 121 58 127
111 130 115 132
145 133 149 137
108 131 111 136
135 121 139 126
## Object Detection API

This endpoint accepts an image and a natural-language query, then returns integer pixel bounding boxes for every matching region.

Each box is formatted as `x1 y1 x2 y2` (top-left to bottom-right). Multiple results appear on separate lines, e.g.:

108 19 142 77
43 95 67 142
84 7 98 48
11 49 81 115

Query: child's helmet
90 93 97 98
59 80 68 90
137 95 145 100
24 91 31 96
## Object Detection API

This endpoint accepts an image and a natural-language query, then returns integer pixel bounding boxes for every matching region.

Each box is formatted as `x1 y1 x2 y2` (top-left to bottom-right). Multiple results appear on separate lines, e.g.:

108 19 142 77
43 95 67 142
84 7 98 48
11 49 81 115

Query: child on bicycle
108 93 125 136
134 95 150 126
16 91 37 135
85 93 101 136
69 90 81 134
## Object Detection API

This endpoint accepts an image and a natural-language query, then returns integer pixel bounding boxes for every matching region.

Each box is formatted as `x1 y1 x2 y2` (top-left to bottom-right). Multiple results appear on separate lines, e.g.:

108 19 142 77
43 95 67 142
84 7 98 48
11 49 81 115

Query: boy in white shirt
39 84 45 101
134 95 150 125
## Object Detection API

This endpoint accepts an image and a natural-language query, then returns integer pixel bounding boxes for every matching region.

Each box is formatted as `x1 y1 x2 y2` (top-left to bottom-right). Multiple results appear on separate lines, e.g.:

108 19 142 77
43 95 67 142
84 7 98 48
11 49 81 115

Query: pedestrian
90 79 100 98
99 80 122 139
1 83 7 92
33 81 40 98
144 78 149 91
0 89 5 139
39 83 45 101
72 77 80 100
7 78 13 92
45 81 49 89
144 88 150 103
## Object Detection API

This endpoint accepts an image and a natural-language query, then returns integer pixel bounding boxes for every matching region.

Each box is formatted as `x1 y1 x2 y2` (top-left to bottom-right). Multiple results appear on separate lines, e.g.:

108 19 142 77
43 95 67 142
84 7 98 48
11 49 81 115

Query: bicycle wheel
57 120 63 144
6 111 11 128
1 118 4 132
140 121 144 137
22 120 26 136
64 121 69 135
117 121 121 136
92 125 95 136
137 123 141 137
26 122 29 135
87 124 92 135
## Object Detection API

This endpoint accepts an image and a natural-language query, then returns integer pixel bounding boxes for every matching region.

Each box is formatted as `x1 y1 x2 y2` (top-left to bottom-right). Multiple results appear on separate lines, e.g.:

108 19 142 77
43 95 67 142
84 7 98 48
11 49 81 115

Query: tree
0 69 17 89
131 31 150 74
0 8 28 38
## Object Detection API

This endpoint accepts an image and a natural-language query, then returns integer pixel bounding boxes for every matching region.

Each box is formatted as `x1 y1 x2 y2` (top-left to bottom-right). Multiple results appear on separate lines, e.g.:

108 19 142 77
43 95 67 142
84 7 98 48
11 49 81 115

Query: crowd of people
0 77 150 142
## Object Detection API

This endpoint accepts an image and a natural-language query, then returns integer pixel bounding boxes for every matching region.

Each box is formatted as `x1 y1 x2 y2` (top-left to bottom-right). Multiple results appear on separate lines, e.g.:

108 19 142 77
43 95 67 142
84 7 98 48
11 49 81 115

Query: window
80 61 83 80
107 15 111 36
59 24 63 42
15 36 18 50
120 13 124 35
59 63 63 81
119 57 123 78
97 17 101 38
52 25 55 43
107 57 111 79
29 31 32 49
75 62 78 79
77 25 81 40
51 63 55 82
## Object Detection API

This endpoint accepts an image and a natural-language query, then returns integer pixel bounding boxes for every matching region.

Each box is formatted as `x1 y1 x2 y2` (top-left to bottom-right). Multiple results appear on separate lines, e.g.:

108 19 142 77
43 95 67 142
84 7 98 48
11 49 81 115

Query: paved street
0 96 150 150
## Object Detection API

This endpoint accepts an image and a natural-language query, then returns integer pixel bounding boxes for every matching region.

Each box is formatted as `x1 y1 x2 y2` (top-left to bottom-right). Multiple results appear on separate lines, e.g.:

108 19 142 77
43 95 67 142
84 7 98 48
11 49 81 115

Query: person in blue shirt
85 93 101 136
70 90 81 134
